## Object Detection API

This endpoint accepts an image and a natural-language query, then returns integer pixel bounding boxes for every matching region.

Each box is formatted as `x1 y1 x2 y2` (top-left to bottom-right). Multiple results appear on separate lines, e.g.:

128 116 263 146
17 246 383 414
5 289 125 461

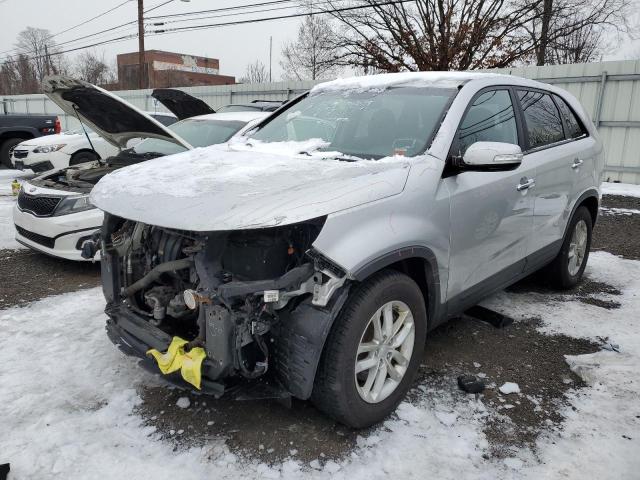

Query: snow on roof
311 71 509 94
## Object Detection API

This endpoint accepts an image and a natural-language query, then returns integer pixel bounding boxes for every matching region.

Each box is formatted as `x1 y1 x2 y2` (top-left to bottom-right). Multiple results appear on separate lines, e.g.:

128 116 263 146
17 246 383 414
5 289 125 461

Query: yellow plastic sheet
147 337 206 390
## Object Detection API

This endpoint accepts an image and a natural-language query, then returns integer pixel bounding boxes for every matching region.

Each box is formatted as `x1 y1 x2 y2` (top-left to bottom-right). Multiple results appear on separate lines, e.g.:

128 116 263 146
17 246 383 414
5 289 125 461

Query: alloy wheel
354 300 416 403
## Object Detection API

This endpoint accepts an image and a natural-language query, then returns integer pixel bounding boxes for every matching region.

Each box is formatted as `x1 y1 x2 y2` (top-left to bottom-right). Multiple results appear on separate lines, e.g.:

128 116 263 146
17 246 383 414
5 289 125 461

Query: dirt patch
592 195 640 260
423 315 598 458
0 249 100 309
137 386 360 464
508 275 622 310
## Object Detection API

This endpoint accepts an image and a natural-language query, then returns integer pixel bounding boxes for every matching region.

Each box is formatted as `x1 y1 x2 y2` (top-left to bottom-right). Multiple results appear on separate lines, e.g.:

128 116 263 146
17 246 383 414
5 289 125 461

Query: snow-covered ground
601 181 640 198
1 251 638 479
0 169 30 249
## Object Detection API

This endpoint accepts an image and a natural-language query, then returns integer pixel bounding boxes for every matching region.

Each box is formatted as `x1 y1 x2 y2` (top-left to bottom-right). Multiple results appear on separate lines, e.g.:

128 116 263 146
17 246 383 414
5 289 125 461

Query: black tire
0 138 24 168
69 150 99 166
543 206 593 289
311 270 427 428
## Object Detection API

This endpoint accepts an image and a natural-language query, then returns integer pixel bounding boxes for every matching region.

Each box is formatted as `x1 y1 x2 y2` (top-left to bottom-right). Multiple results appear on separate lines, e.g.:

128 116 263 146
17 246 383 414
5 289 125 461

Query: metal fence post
593 70 608 128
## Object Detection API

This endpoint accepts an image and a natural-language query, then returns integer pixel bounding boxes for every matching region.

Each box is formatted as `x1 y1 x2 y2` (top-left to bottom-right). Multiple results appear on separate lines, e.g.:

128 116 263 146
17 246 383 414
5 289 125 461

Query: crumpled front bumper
105 304 225 396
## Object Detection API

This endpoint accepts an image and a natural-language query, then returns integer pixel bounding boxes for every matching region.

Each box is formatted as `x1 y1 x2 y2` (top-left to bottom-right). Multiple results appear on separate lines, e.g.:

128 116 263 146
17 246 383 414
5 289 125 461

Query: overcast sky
0 0 639 82
0 0 302 80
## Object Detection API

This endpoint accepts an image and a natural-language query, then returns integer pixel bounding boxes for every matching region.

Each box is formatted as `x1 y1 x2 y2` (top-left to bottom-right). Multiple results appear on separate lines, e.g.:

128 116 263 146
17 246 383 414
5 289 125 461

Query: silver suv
91 72 603 428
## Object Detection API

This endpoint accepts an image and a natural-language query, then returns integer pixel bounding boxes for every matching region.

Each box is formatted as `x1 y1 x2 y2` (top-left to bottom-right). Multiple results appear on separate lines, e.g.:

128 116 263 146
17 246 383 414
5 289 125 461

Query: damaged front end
100 214 349 399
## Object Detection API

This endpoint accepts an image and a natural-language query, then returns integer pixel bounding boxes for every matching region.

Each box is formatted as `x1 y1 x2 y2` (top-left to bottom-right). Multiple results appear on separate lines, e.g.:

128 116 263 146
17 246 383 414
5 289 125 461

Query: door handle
517 178 535 191
571 158 584 169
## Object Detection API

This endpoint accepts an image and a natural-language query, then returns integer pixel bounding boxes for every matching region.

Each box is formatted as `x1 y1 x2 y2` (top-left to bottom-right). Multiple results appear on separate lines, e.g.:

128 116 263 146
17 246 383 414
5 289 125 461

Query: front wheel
544 205 593 289
312 270 427 428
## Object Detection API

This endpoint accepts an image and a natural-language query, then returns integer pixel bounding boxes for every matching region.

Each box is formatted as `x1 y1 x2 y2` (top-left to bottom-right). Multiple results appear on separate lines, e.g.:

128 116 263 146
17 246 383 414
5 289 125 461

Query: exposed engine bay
99 214 349 397
31 151 164 193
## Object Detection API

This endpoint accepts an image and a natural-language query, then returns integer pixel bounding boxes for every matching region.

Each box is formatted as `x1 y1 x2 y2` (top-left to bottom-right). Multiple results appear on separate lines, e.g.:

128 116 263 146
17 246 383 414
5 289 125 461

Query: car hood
151 88 216 120
90 144 411 231
42 76 192 150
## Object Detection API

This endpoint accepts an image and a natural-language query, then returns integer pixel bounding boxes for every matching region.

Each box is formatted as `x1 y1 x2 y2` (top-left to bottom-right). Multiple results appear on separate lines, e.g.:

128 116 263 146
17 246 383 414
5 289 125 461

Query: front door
444 88 536 302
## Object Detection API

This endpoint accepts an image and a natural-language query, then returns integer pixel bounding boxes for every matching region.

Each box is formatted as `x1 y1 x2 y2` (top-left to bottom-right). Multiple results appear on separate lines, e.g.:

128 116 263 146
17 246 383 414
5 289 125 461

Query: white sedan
13 77 269 260
10 112 177 173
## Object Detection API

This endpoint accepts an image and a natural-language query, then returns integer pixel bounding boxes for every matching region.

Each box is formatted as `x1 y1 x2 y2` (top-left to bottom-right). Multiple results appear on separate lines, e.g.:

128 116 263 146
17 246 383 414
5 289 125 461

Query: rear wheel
543 206 593 289
69 150 99 166
312 270 427 428
0 138 24 168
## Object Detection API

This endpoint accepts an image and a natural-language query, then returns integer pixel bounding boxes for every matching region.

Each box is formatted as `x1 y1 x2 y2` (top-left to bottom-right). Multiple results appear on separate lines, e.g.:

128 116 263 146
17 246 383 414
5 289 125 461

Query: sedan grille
17 190 61 217
12 149 29 159
15 225 55 248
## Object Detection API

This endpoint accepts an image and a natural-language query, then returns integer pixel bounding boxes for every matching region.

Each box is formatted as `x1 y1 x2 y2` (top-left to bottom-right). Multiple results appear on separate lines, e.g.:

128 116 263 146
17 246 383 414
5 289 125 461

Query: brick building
110 50 235 90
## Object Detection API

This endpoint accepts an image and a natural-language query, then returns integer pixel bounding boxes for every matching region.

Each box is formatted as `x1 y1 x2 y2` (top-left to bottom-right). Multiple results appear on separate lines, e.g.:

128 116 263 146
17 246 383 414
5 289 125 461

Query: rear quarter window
517 90 565 149
554 95 587 139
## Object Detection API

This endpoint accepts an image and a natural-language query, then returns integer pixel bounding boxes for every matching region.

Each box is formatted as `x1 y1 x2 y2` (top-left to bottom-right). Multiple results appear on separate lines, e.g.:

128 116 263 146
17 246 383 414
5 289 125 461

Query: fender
564 188 600 237
353 245 443 328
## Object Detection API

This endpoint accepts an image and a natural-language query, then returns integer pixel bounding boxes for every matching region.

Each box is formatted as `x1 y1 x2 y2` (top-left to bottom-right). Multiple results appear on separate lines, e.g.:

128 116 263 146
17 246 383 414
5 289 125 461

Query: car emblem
27 186 36 193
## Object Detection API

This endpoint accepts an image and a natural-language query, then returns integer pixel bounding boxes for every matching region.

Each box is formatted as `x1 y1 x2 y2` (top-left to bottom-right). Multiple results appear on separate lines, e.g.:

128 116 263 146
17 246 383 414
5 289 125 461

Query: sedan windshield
250 86 456 159
132 118 247 156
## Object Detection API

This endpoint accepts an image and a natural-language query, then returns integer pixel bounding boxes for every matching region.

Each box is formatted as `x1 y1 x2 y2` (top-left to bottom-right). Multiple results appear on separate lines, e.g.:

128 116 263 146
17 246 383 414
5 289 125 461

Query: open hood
151 88 215 120
90 146 411 231
42 76 192 150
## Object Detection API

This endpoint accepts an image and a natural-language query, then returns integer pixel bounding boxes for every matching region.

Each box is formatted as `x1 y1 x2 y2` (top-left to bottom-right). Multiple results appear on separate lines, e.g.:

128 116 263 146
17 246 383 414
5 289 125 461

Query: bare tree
524 0 632 65
15 27 59 82
74 51 115 85
323 0 538 72
240 60 269 83
280 11 340 80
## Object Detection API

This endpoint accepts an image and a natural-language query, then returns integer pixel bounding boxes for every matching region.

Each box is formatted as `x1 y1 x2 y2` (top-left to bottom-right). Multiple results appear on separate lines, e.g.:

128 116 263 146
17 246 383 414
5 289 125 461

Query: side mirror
462 142 523 171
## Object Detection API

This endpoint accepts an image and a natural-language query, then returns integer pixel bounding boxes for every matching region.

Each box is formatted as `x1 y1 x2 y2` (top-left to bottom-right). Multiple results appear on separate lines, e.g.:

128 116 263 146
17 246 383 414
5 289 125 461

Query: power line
0 0 133 58
0 0 175 59
146 0 298 20
1 0 417 66
53 0 131 38
150 0 415 34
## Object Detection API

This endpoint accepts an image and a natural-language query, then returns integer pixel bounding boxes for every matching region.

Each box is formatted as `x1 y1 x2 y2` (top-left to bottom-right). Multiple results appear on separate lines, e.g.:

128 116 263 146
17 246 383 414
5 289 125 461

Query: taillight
54 117 61 134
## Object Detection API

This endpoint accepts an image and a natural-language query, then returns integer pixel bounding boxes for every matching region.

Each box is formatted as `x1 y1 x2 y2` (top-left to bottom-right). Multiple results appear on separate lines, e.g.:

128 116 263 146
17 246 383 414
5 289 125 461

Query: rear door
516 89 590 261
445 88 536 302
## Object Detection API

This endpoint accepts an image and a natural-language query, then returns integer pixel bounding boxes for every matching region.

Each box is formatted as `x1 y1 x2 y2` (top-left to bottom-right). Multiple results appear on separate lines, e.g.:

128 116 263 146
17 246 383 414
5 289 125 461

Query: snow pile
601 182 640 198
498 383 521 395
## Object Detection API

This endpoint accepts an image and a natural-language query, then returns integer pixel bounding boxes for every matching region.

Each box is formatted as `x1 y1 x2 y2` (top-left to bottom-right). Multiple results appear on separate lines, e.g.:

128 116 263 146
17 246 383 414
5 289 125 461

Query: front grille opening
15 226 55 248
17 191 61 217
12 150 29 159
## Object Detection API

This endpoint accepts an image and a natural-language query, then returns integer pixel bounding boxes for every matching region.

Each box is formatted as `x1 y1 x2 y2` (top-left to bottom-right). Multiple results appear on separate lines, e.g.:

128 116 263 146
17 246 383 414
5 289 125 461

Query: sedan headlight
54 195 95 216
33 144 67 154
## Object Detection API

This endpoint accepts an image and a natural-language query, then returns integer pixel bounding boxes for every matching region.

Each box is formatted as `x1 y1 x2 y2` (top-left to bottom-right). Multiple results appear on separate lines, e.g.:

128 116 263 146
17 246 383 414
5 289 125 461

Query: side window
456 90 519 155
554 95 586 139
517 90 565 149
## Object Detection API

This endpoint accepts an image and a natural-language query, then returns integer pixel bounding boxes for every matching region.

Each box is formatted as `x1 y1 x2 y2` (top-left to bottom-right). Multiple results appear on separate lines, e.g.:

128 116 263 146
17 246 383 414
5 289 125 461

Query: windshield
250 86 456 159
132 118 247 156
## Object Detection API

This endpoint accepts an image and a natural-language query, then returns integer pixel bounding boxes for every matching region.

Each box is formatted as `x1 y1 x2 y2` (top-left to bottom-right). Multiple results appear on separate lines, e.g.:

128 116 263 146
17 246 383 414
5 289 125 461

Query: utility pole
269 36 272 83
138 0 145 89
